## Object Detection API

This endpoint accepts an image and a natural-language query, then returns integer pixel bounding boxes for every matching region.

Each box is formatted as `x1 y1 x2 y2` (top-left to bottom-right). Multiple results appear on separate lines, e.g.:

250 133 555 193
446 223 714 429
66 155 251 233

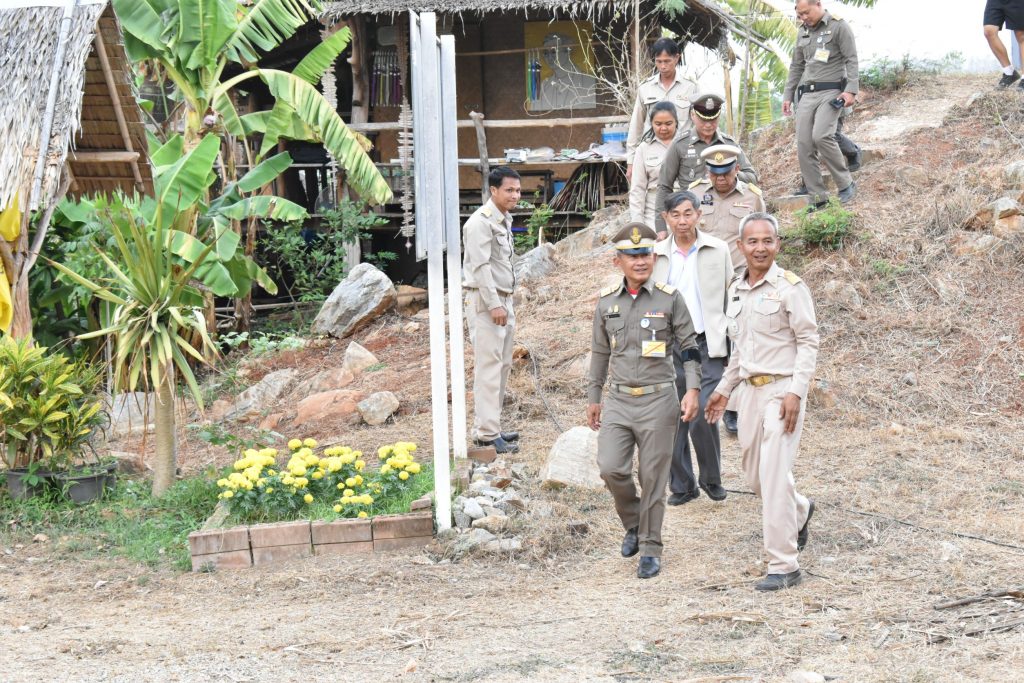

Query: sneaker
838 182 856 204
846 149 862 172
998 71 1021 88
755 570 802 591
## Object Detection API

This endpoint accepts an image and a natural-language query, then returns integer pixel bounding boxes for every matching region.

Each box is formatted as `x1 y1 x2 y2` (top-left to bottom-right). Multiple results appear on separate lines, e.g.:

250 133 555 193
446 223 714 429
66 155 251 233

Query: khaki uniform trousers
597 388 678 557
465 290 515 441
795 89 853 203
735 377 811 575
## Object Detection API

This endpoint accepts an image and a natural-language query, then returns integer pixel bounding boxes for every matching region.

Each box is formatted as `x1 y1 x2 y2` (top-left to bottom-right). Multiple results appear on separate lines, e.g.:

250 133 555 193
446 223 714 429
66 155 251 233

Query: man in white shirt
652 191 733 504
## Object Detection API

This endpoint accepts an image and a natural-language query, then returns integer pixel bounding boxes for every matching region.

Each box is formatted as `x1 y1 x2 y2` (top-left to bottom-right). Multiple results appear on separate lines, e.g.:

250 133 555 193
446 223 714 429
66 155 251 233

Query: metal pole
441 35 467 465
412 12 452 531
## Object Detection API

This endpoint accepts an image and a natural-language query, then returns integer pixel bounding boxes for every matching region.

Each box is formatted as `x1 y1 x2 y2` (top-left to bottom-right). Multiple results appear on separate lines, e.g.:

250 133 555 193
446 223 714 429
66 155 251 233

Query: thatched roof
0 1 152 213
321 0 731 51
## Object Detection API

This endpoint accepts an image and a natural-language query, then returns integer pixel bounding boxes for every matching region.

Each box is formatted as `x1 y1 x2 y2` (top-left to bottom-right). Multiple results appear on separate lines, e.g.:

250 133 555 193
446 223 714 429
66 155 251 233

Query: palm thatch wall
0 0 151 214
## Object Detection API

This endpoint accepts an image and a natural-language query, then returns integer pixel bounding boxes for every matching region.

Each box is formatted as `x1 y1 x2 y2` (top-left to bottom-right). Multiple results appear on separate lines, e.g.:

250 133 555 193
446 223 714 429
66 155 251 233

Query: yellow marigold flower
303 438 318 448
303 493 314 504
217 478 229 487
341 453 355 465
244 448 258 458
399 471 410 481
282 476 295 486
407 463 421 474
354 460 365 471
354 475 363 486
260 448 277 457
378 446 391 458
357 511 368 519
222 490 234 498
343 488 354 497
361 494 374 505
267 469 277 477
295 477 309 488
333 504 342 513
337 483 345 490
380 464 392 475
266 487 274 494
341 496 352 504
288 439 302 450
290 465 307 477
311 471 324 480
345 477 357 488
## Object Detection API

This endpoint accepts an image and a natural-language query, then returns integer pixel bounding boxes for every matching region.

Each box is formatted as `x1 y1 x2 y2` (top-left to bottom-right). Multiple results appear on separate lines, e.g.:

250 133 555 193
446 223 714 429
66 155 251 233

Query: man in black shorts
984 0 1024 88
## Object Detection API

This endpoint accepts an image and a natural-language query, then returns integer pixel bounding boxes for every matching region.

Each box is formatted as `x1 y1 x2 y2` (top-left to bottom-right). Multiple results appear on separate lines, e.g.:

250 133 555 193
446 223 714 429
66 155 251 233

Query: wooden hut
0 0 152 338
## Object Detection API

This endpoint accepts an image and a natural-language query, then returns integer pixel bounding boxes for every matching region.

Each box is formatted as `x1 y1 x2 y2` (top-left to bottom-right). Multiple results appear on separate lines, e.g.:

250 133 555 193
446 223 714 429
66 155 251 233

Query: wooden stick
469 112 489 203
349 114 628 133
71 150 140 163
963 615 1024 637
934 588 1024 610
92 32 144 190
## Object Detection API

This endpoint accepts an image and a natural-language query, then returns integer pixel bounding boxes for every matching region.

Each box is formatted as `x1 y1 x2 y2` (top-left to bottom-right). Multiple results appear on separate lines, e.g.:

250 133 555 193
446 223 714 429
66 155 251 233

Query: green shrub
861 52 963 92
788 198 855 250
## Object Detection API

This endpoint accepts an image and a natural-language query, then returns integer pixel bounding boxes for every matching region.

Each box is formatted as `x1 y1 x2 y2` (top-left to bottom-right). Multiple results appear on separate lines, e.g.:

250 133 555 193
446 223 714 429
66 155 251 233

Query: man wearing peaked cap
688 144 767 271
655 92 758 235
587 222 702 579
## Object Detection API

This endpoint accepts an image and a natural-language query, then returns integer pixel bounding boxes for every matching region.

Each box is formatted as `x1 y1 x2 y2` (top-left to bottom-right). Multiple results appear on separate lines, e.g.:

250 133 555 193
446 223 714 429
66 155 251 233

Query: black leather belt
798 80 844 94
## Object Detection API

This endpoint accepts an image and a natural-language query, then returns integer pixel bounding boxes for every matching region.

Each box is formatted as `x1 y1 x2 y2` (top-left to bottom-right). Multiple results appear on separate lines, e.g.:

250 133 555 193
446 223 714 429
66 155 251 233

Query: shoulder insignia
655 282 677 295
600 285 618 298
748 184 762 197
480 207 492 218
688 178 708 189
783 270 802 285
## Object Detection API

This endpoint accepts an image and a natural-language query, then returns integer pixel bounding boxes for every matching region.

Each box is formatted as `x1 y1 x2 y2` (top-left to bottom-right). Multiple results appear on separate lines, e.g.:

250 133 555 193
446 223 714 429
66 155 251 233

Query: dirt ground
4 75 1024 682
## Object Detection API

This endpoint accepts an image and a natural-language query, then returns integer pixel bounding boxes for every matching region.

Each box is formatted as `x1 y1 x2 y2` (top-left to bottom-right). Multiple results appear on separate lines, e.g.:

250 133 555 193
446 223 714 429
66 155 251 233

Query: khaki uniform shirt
462 199 515 310
626 69 698 158
689 178 766 270
588 278 701 404
784 12 859 102
715 262 819 400
654 130 757 233
629 137 674 226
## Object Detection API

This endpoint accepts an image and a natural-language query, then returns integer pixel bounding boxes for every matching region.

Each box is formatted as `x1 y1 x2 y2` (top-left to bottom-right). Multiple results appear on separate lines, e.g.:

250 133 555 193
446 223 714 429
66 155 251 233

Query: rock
293 389 365 426
510 463 529 479
259 412 284 430
308 367 356 393
953 233 1003 256
107 392 155 436
311 263 397 338
106 450 144 474
858 146 885 165
207 398 232 422
901 372 917 386
486 537 522 553
468 480 491 494
591 205 631 243
402 322 421 334
964 91 983 109
540 426 604 490
227 369 297 421
454 528 496 553
357 391 400 426
500 491 527 512
472 515 508 534
1004 160 1024 187
342 341 379 375
453 511 472 529
555 225 599 261
988 197 1021 219
822 280 862 309
566 352 592 380
489 465 513 489
807 379 836 409
535 285 556 301
771 195 810 214
513 243 557 284
463 498 485 520
788 671 826 683
993 215 1024 239
481 505 505 518
396 285 428 316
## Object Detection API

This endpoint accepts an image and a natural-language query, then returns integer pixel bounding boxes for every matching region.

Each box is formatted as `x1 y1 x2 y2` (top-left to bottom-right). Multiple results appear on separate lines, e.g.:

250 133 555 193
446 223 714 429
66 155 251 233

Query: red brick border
189 500 435 571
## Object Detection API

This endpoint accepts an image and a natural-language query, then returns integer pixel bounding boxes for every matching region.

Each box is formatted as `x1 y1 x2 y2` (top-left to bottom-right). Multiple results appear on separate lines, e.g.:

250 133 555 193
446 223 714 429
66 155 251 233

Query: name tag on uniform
643 311 665 318
814 49 830 62
686 149 697 157
641 340 666 358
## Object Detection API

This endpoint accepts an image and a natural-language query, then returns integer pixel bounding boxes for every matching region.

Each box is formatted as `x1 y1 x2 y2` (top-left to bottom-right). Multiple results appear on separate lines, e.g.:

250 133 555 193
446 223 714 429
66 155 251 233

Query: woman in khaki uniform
628 102 678 236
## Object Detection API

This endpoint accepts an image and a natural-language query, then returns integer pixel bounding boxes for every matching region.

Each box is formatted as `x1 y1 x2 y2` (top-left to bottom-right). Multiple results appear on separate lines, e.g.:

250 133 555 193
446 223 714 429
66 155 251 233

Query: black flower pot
5 468 54 501
53 469 111 504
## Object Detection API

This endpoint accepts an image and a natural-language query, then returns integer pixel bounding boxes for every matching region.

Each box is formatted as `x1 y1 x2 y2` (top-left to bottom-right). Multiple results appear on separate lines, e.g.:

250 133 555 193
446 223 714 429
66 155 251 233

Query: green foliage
869 258 908 280
0 475 220 571
514 197 553 254
187 422 281 453
0 337 107 471
787 198 855 250
219 330 307 356
861 52 964 92
261 199 390 302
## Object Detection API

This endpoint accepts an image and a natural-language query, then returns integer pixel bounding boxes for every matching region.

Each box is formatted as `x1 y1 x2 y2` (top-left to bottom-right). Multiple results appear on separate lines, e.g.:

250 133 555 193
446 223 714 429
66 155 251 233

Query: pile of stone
448 457 530 555
957 161 1024 255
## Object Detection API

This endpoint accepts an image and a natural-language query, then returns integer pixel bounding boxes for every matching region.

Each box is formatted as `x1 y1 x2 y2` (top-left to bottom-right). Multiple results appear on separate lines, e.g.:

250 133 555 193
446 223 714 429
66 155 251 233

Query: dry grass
5 74 1024 682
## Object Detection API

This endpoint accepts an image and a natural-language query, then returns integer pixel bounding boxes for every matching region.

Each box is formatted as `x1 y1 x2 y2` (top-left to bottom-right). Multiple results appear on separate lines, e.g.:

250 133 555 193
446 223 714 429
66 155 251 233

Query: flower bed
188 439 434 571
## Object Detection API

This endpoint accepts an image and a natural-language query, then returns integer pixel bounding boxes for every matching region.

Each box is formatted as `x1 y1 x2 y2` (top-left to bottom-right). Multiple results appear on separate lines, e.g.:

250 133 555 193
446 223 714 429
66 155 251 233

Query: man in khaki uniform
783 0 859 208
655 93 757 235
706 212 819 592
587 223 702 579
626 38 697 167
651 191 732 505
688 145 766 270
463 167 522 454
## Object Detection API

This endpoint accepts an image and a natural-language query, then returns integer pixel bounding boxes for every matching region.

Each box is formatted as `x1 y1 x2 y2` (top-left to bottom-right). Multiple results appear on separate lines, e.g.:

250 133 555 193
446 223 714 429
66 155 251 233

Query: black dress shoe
846 150 862 172
700 483 728 501
474 435 519 454
668 489 700 506
500 431 520 443
755 570 802 591
637 556 661 579
723 410 738 435
798 499 815 551
838 182 857 204
621 527 639 557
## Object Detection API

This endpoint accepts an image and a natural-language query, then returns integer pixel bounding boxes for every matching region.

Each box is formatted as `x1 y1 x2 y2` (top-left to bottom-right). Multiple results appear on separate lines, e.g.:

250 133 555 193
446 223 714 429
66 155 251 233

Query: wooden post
93 32 144 190
346 17 369 126
469 111 489 204
722 61 736 139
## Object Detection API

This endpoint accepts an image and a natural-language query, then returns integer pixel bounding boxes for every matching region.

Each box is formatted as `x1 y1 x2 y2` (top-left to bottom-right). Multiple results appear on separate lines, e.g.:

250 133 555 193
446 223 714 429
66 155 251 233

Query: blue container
552 180 567 196
602 126 627 144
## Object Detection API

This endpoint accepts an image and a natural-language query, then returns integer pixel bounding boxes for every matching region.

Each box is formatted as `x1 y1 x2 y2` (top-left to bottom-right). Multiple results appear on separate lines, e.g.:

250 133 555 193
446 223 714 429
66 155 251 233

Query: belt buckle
750 375 770 387
629 386 644 397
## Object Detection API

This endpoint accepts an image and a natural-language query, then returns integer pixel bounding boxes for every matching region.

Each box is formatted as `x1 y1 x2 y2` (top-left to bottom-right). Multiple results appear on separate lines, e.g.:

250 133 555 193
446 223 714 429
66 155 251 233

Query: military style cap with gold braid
612 222 658 254
690 92 725 120
701 144 742 174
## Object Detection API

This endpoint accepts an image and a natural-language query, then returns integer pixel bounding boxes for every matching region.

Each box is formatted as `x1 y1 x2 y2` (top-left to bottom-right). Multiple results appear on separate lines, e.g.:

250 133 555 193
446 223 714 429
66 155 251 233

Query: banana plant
111 0 391 205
